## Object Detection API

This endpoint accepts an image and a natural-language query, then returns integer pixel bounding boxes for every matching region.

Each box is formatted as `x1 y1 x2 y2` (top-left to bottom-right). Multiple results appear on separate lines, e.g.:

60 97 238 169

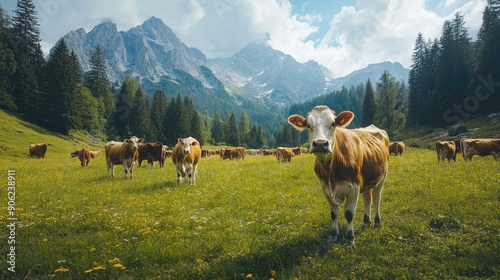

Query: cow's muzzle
311 139 330 153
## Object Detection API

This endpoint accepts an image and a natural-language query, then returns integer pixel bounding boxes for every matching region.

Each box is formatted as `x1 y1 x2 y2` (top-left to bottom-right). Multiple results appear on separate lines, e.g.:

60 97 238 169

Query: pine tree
130 86 154 140
238 111 250 145
374 71 406 136
11 0 39 61
226 113 240 146
113 77 138 139
0 7 17 111
85 45 114 120
475 0 500 114
361 79 376 127
211 112 225 144
150 89 168 142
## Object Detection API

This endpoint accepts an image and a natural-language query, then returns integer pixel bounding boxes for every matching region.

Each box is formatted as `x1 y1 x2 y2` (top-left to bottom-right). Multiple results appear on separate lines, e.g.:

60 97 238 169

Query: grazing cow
389 141 405 156
435 141 456 162
105 136 144 179
71 148 91 167
138 142 164 168
276 147 294 162
89 150 101 158
461 138 500 161
29 143 48 158
288 106 389 246
172 137 201 184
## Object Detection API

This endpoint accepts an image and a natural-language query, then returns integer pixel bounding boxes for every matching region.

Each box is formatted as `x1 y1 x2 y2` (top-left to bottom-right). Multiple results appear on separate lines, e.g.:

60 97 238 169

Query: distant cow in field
288 105 389 246
461 138 500 161
276 147 294 162
105 136 144 179
138 142 164 168
389 141 405 156
71 148 91 167
172 137 201 184
435 141 456 162
89 150 101 158
29 143 47 158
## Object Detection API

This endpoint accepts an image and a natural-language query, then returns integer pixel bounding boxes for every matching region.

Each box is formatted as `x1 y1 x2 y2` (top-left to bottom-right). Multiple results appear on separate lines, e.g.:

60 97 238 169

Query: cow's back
105 141 124 164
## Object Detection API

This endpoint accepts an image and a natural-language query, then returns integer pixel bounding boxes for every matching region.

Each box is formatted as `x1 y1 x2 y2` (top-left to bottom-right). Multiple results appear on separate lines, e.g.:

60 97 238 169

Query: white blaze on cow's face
179 137 197 155
125 136 144 154
288 105 354 163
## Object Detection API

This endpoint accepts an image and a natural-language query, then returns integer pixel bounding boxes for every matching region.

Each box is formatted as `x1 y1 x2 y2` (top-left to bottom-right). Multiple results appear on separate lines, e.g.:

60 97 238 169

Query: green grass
1 110 500 279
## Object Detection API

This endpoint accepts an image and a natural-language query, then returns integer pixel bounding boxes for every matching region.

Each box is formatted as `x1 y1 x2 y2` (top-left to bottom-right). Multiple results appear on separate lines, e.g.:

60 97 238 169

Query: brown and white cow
435 141 456 162
288 105 389 246
172 137 201 184
105 136 144 179
29 143 48 158
138 142 164 168
89 150 101 158
276 147 294 162
71 148 91 167
389 141 405 156
461 138 500 161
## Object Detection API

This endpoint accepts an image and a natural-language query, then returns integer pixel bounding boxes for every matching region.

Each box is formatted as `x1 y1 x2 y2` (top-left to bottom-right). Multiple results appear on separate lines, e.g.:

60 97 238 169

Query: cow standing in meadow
288 106 389 246
389 141 405 156
105 136 144 179
29 143 48 158
172 137 201 184
71 148 91 167
138 142 164 168
461 138 500 161
435 141 457 162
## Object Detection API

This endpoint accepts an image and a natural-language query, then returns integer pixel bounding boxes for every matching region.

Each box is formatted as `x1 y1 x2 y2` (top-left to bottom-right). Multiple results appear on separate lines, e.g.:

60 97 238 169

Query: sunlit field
1 111 499 279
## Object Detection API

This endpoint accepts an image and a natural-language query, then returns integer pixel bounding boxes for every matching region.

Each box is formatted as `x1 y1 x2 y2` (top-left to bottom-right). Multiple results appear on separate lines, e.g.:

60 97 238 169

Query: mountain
329 61 410 90
208 40 331 105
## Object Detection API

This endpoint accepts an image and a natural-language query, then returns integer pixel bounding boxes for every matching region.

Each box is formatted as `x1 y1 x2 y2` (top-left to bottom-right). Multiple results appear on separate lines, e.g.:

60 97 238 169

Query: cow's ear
139 138 144 143
177 138 182 143
124 139 131 143
288 115 307 131
335 111 354 128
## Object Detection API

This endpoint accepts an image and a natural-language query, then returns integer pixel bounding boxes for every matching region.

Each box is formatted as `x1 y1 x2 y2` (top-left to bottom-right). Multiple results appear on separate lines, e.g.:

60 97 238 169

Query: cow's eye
330 122 335 128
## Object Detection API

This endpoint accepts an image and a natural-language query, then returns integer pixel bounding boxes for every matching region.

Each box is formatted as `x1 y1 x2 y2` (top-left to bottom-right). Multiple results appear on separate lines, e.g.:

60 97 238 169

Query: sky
1 0 487 78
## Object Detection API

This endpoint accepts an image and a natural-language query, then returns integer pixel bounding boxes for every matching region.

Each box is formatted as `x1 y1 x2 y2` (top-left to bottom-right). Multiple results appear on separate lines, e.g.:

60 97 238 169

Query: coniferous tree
361 79 376 127
0 7 17 111
199 115 212 145
475 0 500 114
85 45 114 120
211 112 225 144
226 112 240 146
374 71 406 136
150 89 168 142
130 86 154 140
113 77 138 139
163 95 189 145
239 111 250 145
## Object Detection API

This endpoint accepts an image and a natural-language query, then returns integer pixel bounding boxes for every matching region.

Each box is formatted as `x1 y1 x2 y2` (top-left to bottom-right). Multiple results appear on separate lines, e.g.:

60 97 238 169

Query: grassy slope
396 114 500 149
0 110 499 279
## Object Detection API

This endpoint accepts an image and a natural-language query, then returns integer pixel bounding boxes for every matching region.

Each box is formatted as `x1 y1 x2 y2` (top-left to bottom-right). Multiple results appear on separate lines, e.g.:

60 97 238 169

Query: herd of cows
27 105 499 245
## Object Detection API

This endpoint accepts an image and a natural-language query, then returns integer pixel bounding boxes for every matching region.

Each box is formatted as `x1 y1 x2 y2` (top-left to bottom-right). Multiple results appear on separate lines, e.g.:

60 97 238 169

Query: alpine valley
59 16 409 127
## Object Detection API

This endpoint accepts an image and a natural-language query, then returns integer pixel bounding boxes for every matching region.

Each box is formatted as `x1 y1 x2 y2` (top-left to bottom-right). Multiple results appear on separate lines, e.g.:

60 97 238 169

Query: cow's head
288 105 354 162
124 136 144 153
178 137 199 155
70 150 80 157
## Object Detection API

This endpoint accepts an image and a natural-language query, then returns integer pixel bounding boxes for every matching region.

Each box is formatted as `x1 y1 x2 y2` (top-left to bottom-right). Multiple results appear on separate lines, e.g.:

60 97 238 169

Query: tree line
0 0 269 148
408 2 500 126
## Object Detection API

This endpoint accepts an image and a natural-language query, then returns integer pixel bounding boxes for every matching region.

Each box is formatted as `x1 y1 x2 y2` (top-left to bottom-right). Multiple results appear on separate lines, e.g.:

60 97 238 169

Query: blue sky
1 0 487 77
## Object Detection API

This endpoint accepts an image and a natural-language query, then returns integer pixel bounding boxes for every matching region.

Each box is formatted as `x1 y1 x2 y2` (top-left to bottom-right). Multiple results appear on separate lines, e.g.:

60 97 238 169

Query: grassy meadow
1 110 500 279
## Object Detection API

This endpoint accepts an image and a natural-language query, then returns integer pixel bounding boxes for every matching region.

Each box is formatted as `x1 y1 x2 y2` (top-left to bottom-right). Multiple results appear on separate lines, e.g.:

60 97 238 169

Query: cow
105 136 144 179
172 137 201 184
461 138 500 161
29 143 48 158
288 105 389 246
435 141 456 162
276 147 294 162
89 150 101 158
138 142 164 168
71 148 91 167
389 141 405 156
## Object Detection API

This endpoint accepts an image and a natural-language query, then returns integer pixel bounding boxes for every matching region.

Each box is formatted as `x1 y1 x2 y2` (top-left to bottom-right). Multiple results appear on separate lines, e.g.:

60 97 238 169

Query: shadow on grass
124 180 178 194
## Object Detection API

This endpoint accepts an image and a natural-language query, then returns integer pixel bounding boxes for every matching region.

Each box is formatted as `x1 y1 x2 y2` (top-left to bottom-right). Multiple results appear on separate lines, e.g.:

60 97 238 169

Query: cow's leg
123 162 129 179
129 162 135 179
362 190 373 228
176 164 183 184
329 205 340 243
344 183 359 246
373 177 386 228
191 164 197 185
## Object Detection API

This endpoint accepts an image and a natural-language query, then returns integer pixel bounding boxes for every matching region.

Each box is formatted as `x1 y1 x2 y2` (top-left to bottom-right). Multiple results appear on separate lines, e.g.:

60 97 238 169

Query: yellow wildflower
246 274 253 278
54 267 69 273
113 263 126 270
93 265 106 271
84 269 93 274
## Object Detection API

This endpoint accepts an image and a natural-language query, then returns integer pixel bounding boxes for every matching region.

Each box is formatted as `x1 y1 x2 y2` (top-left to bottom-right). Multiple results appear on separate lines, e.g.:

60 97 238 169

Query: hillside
0 110 103 159
394 113 500 149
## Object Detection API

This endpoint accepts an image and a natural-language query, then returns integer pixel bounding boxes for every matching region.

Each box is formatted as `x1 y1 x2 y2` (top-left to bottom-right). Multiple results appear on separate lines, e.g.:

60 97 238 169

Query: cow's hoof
328 234 339 244
347 239 355 247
